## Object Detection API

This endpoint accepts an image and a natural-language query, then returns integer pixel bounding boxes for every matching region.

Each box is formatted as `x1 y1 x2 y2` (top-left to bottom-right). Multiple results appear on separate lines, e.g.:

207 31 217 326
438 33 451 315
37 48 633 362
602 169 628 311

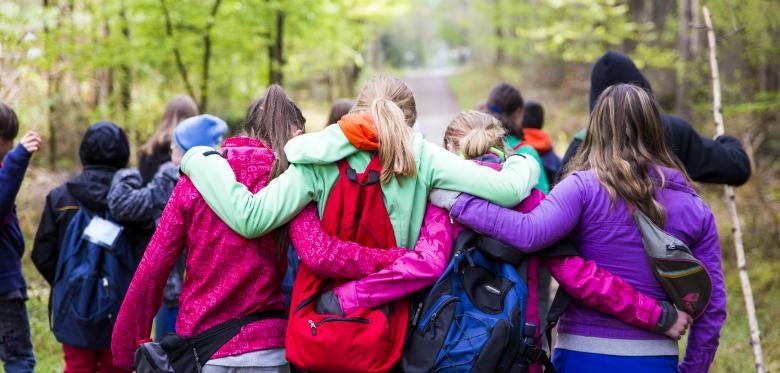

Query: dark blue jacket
560 51 752 186
0 144 32 294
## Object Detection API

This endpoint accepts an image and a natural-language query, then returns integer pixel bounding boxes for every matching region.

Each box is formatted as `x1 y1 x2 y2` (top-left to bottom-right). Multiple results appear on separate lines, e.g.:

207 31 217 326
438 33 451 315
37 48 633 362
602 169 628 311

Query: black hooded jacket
31 122 150 285
560 51 752 186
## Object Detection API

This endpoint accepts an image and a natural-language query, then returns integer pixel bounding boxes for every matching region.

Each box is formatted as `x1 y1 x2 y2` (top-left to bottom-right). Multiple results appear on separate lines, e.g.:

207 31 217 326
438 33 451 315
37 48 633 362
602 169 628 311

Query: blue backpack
401 230 556 373
52 206 137 348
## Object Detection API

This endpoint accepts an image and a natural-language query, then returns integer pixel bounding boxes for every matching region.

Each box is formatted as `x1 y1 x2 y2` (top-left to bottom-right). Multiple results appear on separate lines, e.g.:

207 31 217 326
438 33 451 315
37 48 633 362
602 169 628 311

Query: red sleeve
289 204 406 279
543 256 662 330
111 181 189 369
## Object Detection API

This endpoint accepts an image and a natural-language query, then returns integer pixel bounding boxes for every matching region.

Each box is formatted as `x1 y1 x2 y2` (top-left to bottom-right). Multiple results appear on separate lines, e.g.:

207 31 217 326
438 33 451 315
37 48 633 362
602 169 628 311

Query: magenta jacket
112 137 405 369
450 167 726 373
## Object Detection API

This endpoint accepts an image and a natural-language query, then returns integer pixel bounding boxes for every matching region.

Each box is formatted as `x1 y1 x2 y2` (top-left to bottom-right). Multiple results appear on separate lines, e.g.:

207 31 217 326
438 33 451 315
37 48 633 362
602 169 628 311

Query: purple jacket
450 167 726 373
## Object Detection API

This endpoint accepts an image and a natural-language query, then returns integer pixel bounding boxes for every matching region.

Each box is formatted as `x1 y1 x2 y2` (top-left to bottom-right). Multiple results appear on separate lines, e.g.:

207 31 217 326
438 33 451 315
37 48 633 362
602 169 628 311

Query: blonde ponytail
371 98 416 183
444 110 506 159
353 75 419 183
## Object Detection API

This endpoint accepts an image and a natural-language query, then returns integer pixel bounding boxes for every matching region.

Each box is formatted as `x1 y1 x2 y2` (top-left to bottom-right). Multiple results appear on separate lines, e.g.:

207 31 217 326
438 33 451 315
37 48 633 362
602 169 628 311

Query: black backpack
134 310 285 373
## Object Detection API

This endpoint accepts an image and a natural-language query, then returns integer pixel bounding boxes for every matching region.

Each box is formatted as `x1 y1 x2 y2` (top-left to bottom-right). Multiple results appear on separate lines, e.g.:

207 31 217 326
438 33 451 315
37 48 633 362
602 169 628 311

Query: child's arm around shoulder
422 142 540 207
180 146 317 238
449 173 586 252
289 204 406 279
333 204 454 314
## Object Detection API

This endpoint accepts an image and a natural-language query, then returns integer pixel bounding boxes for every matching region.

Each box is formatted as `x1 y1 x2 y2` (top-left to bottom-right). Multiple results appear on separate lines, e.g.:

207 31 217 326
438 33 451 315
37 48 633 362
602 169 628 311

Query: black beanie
589 51 652 112
78 121 130 170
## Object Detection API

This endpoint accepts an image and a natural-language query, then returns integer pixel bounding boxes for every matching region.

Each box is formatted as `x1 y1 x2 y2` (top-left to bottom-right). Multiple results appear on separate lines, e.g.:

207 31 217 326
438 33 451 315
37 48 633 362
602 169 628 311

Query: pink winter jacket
290 160 663 331
111 137 406 369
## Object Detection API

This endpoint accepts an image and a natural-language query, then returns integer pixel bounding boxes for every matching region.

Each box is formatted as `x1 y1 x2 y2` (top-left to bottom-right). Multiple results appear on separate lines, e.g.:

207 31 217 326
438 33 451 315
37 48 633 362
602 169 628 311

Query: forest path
404 67 461 146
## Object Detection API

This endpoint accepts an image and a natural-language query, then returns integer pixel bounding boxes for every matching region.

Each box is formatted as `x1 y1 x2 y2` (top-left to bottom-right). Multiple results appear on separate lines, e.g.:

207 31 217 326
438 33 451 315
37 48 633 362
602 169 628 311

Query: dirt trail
404 68 461 146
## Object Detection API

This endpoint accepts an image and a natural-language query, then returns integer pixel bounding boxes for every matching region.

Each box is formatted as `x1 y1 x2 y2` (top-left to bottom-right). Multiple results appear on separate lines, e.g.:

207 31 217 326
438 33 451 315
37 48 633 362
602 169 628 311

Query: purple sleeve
680 210 727 373
449 173 585 253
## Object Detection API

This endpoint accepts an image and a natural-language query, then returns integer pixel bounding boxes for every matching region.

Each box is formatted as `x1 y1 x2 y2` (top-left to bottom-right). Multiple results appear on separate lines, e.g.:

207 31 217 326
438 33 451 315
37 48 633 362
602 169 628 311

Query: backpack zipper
429 298 458 324
308 317 370 336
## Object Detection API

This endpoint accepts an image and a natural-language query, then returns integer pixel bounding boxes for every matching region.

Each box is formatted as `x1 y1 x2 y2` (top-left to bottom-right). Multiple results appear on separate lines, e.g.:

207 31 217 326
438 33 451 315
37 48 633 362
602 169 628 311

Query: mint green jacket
180 124 540 247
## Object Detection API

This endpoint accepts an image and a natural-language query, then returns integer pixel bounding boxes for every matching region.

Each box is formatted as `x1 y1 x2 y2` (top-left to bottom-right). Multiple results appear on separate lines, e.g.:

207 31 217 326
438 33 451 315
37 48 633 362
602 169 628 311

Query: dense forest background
1 0 777 371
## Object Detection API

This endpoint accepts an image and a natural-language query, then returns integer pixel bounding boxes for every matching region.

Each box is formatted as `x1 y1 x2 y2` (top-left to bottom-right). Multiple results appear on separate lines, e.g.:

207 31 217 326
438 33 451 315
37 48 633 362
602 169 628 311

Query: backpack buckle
345 167 381 186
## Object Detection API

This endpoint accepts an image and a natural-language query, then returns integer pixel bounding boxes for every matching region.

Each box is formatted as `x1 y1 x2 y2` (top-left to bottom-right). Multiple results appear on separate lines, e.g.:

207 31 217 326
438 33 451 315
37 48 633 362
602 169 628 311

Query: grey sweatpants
202 364 290 373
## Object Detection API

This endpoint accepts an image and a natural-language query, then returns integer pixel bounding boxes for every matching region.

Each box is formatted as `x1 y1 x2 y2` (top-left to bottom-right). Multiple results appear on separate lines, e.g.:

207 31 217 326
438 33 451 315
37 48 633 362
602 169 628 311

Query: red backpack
285 154 410 373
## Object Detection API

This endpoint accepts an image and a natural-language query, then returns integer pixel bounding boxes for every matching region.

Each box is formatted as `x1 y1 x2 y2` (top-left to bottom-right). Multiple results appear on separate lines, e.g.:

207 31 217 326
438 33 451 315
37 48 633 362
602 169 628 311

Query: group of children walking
0 50 751 373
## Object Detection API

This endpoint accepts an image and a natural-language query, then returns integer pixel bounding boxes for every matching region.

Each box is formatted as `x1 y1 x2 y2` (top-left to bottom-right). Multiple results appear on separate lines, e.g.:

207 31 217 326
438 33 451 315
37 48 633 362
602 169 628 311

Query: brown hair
0 102 19 141
565 84 687 226
141 95 198 155
486 82 524 138
243 85 306 260
326 99 355 125
243 84 306 181
444 110 506 159
352 76 418 184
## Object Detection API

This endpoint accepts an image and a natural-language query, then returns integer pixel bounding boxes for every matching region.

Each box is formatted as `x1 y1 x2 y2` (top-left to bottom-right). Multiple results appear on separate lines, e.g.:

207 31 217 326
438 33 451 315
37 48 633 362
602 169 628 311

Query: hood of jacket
522 128 553 153
79 121 130 169
221 136 276 192
589 51 652 112
285 113 402 166
66 166 117 211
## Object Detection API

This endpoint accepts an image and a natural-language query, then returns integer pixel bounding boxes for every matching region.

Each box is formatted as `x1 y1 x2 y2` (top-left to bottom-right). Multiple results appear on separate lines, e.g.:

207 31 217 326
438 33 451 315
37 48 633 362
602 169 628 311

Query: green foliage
0 0 407 164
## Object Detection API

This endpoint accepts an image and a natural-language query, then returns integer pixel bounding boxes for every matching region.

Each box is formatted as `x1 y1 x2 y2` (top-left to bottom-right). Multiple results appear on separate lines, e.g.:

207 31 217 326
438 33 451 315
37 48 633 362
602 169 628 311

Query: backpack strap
188 310 286 367
517 343 557 373
339 154 381 186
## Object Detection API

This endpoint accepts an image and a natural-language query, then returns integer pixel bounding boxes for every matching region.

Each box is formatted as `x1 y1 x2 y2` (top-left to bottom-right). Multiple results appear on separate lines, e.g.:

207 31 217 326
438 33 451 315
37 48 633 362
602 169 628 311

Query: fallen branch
702 6 765 373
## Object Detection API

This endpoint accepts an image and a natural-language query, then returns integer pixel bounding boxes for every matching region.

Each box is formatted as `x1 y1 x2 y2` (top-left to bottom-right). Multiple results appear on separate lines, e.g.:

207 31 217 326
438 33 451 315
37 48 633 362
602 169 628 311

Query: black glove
652 301 679 333
314 290 344 316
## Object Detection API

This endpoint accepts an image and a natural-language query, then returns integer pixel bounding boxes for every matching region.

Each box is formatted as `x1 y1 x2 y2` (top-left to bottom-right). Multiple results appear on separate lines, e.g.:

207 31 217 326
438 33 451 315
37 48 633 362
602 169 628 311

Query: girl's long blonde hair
444 110 506 159
565 84 687 226
352 76 417 184
141 95 198 155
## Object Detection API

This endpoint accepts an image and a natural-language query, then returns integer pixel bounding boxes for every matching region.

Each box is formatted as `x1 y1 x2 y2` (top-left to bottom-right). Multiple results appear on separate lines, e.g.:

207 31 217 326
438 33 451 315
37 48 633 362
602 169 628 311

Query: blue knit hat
173 114 228 152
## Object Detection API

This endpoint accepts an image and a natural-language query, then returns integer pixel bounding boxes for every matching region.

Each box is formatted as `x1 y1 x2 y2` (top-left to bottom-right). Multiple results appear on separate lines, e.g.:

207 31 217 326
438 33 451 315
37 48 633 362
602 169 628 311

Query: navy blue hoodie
0 143 32 294
560 51 752 186
31 122 151 286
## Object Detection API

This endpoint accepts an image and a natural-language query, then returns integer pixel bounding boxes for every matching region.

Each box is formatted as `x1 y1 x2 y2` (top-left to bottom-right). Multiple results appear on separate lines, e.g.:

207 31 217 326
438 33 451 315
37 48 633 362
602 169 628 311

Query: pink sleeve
289 204 406 280
543 256 662 330
334 204 454 314
111 182 189 370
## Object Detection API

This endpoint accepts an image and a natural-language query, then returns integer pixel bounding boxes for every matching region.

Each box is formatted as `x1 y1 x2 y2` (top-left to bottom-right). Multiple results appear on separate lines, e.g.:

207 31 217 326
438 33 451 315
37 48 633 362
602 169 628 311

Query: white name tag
83 216 123 248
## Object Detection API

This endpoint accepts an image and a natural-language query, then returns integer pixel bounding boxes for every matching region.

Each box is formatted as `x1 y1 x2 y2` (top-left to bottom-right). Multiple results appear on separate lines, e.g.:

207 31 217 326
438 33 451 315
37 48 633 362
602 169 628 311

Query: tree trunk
674 0 692 118
43 0 59 170
703 7 766 373
160 0 196 102
199 0 222 111
494 0 504 66
119 5 132 121
268 10 284 85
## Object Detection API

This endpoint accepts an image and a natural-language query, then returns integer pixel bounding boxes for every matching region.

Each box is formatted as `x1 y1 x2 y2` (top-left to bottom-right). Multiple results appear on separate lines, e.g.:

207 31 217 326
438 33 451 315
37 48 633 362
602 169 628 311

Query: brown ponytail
242 84 306 261
244 84 306 181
